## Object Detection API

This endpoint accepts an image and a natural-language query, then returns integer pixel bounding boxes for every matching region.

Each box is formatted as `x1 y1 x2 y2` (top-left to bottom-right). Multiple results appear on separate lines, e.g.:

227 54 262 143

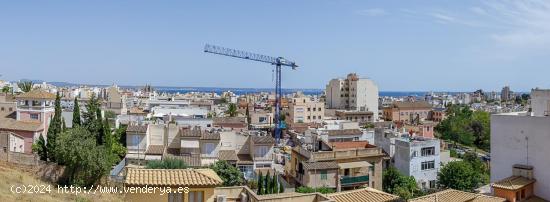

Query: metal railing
340 175 369 185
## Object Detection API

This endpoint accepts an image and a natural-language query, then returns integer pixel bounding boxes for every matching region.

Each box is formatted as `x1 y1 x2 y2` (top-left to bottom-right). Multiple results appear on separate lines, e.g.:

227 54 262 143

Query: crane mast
204 44 297 143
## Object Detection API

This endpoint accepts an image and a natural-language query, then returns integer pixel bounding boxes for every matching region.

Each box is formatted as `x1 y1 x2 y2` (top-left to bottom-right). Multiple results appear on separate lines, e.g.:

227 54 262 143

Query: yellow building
125 168 223 202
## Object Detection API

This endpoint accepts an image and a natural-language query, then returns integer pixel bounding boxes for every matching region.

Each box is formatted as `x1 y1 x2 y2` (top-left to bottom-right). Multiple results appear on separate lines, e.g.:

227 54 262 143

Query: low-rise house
125 168 223 202
213 117 247 130
374 128 441 190
335 110 375 124
383 101 432 123
290 139 385 191
0 90 55 154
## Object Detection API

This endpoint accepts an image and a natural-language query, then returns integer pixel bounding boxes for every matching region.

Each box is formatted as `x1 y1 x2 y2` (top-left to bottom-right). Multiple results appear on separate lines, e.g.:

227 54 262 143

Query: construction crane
204 44 298 143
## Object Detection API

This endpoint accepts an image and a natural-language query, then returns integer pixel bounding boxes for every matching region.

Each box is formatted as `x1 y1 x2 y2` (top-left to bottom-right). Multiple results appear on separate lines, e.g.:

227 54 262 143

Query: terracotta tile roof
181 126 202 137
15 90 56 100
126 125 148 133
302 161 339 170
329 141 375 150
200 132 220 140
327 129 363 136
125 168 223 186
252 136 274 144
392 101 431 109
218 150 238 161
0 117 43 132
328 187 399 202
409 189 506 202
213 117 246 124
492 176 536 190
145 145 165 155
237 154 253 165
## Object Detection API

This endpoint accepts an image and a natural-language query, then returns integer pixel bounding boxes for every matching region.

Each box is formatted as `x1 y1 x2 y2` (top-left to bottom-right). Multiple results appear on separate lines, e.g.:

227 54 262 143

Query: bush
146 157 188 169
296 186 334 194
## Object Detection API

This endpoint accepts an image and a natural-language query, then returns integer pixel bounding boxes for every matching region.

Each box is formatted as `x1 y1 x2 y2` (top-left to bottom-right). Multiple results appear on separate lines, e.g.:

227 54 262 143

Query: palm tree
225 103 238 117
17 81 33 93
1 85 11 94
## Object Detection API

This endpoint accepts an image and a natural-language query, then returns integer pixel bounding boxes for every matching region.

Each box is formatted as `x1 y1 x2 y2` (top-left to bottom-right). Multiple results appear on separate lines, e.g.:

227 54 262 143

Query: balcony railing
341 175 369 186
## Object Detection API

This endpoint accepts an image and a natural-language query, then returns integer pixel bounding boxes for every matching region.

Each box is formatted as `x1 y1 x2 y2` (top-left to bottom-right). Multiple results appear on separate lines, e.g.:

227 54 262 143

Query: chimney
512 164 534 180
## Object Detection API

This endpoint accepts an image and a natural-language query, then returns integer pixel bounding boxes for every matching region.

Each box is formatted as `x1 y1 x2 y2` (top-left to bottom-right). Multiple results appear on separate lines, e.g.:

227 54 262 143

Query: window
8 107 12 111
255 146 269 157
307 108 311 111
202 143 216 155
313 107 316 111
30 114 39 120
429 180 436 188
32 100 41 106
320 170 327 180
307 116 311 120
421 161 435 170
0 107 3 111
318 116 321 119
318 107 322 111
296 107 304 113
421 147 435 156
168 193 182 202
189 191 204 202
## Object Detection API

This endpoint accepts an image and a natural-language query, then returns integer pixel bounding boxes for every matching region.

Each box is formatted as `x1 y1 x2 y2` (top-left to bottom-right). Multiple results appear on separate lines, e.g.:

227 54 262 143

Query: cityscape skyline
2 1 550 91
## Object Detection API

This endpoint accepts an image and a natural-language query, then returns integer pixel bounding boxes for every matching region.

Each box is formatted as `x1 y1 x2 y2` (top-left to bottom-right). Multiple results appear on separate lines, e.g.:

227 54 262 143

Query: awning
338 161 372 169
181 140 200 148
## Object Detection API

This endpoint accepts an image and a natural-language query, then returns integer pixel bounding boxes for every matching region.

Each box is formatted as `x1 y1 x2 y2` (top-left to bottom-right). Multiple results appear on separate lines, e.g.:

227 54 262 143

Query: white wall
491 114 550 200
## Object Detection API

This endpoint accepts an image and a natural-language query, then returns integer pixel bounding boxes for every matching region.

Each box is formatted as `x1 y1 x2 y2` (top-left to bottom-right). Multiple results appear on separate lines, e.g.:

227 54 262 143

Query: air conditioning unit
216 195 227 202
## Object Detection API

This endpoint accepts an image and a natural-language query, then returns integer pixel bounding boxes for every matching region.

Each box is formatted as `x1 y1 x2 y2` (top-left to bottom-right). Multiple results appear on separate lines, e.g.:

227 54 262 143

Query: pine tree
257 173 264 195
96 108 104 144
46 92 62 162
72 97 81 127
279 182 284 193
271 174 277 194
265 171 271 194
32 134 48 161
61 117 67 132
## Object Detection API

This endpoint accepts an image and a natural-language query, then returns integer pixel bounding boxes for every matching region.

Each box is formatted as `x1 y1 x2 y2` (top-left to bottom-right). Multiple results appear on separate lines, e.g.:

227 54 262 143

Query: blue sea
154 87 458 97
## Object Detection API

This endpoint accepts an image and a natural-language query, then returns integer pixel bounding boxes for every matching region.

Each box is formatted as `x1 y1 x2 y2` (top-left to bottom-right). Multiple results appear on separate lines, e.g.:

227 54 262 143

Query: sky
1 0 550 92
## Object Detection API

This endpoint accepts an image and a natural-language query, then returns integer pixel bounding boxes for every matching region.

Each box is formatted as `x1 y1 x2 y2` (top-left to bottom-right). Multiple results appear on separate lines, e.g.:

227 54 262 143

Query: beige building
382 101 432 123
325 73 379 121
288 96 324 123
290 141 385 191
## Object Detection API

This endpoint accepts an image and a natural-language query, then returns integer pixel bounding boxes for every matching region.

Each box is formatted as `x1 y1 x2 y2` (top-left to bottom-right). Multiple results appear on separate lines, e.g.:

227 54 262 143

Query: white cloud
482 0 550 48
429 12 481 27
356 8 387 17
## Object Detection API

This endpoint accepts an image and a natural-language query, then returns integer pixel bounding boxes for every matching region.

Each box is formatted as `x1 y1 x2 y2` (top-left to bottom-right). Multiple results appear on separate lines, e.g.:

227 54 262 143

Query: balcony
340 175 369 186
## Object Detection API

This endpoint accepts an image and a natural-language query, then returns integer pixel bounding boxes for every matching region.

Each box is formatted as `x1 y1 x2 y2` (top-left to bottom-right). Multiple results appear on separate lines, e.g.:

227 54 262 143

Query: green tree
435 105 490 151
278 182 284 193
270 174 277 194
225 103 238 117
383 167 420 199
17 81 33 92
1 85 12 94
56 127 115 186
265 171 271 194
257 173 264 195
46 92 62 162
210 160 244 186
32 134 48 161
72 97 81 127
438 161 480 191
146 158 188 169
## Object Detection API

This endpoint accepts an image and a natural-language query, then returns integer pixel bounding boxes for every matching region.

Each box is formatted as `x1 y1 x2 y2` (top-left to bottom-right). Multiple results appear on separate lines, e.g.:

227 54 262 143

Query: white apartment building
374 128 440 190
288 95 324 123
325 73 379 121
490 88 550 200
